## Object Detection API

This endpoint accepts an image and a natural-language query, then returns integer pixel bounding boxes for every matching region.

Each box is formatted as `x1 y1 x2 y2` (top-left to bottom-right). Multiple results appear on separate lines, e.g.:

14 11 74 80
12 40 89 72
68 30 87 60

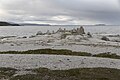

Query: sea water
0 25 120 37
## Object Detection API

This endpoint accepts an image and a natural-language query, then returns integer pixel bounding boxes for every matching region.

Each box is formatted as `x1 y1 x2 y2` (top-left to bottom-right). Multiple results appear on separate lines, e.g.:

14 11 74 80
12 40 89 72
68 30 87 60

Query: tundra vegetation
0 67 120 80
0 49 120 59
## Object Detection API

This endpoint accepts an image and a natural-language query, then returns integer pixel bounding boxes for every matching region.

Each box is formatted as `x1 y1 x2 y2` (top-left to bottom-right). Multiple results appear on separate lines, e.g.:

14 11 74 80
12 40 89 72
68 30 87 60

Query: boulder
101 36 110 41
87 32 92 38
36 31 43 35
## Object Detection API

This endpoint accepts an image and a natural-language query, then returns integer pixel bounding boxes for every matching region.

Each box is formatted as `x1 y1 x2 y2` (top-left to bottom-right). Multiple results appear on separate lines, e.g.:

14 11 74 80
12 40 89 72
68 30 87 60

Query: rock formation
36 31 43 35
46 30 51 35
101 36 110 41
79 26 85 34
87 32 92 38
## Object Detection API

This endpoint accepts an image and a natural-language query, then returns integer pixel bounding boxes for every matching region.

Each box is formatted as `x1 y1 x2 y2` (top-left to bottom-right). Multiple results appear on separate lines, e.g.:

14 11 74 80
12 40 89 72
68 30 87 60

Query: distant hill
0 21 20 26
94 24 106 26
21 23 51 26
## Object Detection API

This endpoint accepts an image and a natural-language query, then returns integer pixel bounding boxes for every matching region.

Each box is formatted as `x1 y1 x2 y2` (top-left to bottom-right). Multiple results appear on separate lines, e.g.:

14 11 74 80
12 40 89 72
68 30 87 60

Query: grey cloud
0 0 120 25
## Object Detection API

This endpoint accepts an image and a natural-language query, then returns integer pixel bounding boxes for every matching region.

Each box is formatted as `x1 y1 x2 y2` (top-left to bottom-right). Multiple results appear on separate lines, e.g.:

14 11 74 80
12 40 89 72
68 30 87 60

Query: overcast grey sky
0 0 120 25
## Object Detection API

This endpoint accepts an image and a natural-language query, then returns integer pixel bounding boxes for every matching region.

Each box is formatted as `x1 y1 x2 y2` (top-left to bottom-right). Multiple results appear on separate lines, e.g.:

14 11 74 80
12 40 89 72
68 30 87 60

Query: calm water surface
0 25 120 37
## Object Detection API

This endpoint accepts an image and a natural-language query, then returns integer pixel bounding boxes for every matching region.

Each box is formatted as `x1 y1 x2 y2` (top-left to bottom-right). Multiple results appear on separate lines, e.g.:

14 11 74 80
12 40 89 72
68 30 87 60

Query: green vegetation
0 49 120 59
0 49 92 56
93 53 120 59
10 67 120 80
0 67 17 79
0 67 120 80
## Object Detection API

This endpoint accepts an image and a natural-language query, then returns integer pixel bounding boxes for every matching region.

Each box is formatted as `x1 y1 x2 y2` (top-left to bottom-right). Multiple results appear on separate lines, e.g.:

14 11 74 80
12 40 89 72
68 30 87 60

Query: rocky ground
0 28 120 80
0 33 120 54
0 67 120 80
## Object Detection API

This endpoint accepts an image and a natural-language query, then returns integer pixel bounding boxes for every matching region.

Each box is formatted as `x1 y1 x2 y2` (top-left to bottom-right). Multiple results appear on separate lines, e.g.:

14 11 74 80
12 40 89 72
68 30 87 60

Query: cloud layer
0 0 120 25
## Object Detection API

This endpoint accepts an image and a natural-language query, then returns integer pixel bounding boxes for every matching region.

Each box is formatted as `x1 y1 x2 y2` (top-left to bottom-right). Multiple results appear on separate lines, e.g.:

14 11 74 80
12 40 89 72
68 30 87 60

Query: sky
0 0 120 25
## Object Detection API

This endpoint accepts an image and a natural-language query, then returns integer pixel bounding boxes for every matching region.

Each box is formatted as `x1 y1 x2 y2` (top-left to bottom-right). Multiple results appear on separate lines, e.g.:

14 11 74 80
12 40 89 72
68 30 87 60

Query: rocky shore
0 26 120 54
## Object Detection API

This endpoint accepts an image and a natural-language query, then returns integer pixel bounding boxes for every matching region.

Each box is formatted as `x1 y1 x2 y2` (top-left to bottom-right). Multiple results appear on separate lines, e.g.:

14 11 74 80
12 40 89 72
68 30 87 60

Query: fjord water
0 25 120 37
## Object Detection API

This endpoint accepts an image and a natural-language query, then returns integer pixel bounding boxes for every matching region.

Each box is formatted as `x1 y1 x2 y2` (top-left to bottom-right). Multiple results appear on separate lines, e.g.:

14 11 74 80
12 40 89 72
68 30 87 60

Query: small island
0 21 20 26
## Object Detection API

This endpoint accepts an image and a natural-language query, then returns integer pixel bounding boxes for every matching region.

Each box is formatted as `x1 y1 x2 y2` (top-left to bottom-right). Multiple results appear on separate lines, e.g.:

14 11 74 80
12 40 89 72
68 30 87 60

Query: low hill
21 23 51 26
0 21 20 26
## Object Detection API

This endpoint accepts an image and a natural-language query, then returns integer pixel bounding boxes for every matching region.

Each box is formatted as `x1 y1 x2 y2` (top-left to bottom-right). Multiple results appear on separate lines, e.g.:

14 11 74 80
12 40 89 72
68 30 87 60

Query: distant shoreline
1 21 120 26
0 21 20 26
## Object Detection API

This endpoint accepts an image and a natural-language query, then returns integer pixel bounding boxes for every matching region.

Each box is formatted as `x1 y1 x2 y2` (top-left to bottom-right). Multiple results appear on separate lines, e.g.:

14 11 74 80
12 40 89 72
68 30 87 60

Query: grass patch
0 67 17 79
0 49 92 56
93 53 120 59
0 49 120 59
10 67 120 80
